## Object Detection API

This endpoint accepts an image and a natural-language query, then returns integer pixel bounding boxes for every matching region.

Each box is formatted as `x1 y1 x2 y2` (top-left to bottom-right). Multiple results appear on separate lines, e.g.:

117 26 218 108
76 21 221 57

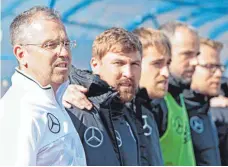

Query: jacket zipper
108 102 124 166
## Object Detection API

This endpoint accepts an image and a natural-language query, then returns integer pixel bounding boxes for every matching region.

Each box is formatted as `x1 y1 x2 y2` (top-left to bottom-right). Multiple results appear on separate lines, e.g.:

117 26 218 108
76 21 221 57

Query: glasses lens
69 40 77 49
62 40 77 50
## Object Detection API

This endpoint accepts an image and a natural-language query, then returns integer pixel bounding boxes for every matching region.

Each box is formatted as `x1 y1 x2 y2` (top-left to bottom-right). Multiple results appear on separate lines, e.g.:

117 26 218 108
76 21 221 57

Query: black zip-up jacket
67 66 163 166
210 77 228 165
220 77 228 97
210 107 228 166
132 88 164 166
153 74 221 166
67 67 141 166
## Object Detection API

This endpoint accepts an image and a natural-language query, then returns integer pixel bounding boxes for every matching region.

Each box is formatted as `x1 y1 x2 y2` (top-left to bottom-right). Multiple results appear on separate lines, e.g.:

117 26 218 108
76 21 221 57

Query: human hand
63 84 93 110
210 95 228 108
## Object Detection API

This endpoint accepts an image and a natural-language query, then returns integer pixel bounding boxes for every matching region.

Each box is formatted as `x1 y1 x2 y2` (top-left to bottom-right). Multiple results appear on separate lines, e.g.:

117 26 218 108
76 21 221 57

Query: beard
172 70 193 86
115 78 137 102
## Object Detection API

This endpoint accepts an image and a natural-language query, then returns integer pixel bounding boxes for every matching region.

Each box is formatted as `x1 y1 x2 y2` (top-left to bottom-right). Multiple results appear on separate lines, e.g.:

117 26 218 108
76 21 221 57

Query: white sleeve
0 99 43 166
15 103 43 166
0 100 4 120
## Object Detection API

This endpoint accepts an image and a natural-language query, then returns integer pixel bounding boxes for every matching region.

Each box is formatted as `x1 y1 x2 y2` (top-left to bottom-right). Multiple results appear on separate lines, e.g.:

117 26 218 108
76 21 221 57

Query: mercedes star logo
190 116 204 134
84 126 104 148
142 115 152 136
47 113 60 134
115 130 122 147
172 116 184 135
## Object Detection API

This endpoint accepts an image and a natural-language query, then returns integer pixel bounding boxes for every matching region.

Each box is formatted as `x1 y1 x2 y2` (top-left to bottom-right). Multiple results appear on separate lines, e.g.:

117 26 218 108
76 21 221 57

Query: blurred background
1 0 228 97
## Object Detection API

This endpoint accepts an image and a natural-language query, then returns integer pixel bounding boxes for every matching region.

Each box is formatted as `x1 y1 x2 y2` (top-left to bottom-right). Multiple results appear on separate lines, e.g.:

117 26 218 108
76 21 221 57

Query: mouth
119 79 134 87
55 62 68 68
211 81 220 87
158 80 168 88
186 71 194 76
120 83 133 87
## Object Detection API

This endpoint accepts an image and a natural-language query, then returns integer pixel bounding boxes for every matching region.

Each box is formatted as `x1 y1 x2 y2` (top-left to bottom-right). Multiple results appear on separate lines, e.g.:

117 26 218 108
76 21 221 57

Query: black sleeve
183 90 221 166
69 65 92 88
220 77 228 97
210 107 228 166
151 99 168 137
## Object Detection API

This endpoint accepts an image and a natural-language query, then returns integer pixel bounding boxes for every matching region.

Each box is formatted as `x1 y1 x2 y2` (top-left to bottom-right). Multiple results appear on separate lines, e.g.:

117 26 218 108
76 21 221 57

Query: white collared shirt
0 68 86 166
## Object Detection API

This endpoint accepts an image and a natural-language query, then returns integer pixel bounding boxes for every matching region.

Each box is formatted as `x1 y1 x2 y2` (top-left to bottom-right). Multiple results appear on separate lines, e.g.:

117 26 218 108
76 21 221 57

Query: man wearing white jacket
0 6 86 166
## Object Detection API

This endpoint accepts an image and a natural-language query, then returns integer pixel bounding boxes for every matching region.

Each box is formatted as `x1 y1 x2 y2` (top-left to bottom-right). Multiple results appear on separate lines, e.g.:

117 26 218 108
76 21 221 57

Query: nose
160 65 169 78
122 65 133 78
190 56 198 66
57 44 71 58
214 68 223 78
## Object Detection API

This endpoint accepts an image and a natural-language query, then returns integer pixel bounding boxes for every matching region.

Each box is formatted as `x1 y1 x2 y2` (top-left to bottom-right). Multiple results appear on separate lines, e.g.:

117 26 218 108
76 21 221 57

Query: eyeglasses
20 40 77 51
197 63 225 74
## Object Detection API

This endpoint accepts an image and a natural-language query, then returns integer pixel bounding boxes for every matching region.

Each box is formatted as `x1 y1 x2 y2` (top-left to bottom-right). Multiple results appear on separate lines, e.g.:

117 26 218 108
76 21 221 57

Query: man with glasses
159 22 221 166
0 6 86 165
191 37 224 96
210 77 228 165
191 37 227 165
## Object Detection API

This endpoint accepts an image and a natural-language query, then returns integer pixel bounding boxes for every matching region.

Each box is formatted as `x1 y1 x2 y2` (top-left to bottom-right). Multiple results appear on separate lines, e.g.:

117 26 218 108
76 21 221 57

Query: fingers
210 96 228 107
63 100 72 109
74 84 88 93
63 84 93 110
75 95 93 110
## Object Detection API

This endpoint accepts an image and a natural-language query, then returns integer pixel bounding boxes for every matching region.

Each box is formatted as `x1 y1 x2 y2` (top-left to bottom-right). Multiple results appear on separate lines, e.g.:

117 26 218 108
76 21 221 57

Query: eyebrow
132 60 141 64
41 38 58 45
112 58 141 63
180 50 195 55
151 57 165 62
42 37 69 44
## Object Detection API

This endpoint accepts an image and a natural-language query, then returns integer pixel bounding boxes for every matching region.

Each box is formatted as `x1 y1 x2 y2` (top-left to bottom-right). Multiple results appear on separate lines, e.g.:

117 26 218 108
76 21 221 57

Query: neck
18 67 52 89
51 83 60 95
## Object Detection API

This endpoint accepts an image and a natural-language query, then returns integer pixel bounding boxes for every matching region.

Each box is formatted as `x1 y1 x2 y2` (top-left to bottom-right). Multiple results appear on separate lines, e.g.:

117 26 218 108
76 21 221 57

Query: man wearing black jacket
159 22 221 165
131 28 171 165
192 38 227 165
66 27 144 166
210 77 228 166
64 27 169 165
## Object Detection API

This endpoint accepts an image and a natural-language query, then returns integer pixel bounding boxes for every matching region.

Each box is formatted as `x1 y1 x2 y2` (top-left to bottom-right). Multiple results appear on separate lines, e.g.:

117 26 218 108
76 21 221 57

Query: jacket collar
13 67 69 107
69 66 124 112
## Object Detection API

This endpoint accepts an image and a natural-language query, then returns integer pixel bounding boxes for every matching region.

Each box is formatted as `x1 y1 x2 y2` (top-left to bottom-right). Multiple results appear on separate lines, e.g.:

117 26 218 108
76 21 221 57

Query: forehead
199 44 220 63
26 19 67 43
102 51 142 62
143 46 169 61
172 27 199 51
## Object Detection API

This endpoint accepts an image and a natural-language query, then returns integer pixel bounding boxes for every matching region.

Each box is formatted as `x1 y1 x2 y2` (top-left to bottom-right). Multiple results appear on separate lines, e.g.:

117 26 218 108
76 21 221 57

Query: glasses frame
20 40 77 51
197 63 225 74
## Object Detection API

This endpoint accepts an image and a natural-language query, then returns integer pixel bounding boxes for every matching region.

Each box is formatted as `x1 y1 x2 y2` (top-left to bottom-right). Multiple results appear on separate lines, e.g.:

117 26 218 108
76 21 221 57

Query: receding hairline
10 6 62 45
159 21 199 42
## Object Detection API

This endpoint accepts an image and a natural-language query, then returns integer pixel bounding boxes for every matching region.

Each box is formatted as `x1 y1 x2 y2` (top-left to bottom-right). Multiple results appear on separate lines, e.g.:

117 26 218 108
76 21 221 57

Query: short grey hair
159 21 198 41
10 6 61 45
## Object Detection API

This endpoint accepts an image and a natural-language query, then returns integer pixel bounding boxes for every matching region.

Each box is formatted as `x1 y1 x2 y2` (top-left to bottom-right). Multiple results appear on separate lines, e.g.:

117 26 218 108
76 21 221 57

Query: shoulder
151 98 168 115
67 106 101 129
67 106 97 119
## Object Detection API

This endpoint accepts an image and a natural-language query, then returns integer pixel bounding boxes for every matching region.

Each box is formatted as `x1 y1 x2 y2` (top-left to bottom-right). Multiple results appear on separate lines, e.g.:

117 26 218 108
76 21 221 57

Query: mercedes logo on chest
84 126 104 148
190 116 204 134
115 130 122 147
47 113 60 134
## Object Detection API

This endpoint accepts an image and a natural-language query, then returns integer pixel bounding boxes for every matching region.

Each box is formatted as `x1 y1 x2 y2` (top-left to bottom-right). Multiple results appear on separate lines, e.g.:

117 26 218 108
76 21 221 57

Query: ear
13 45 28 68
90 57 101 75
